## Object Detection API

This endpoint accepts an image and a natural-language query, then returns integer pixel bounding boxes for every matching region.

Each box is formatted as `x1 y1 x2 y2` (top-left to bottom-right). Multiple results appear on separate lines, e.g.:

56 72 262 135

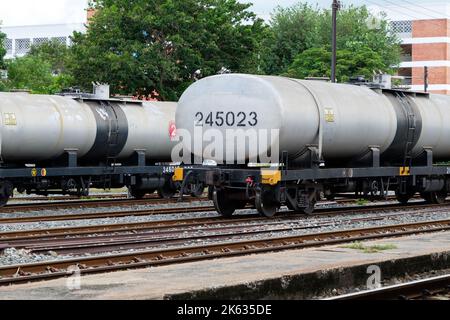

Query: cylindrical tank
176 74 450 164
410 94 450 160
0 92 176 163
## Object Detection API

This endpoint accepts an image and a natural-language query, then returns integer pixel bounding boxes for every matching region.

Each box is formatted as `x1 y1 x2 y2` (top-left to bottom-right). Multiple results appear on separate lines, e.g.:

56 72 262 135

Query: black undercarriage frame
177 147 450 217
0 150 180 206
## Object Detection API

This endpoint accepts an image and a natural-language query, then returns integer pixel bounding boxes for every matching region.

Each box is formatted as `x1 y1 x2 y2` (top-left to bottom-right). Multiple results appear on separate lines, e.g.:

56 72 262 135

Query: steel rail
0 196 207 213
3 210 439 254
328 274 450 300
1 218 449 286
0 199 447 225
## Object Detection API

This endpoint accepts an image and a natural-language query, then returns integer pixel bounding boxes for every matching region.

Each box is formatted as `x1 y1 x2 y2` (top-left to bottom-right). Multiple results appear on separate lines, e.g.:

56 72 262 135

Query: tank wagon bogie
174 74 450 217
0 92 180 206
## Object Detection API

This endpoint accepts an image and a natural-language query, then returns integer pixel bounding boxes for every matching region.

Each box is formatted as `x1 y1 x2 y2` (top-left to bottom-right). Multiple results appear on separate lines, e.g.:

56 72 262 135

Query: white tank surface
0 92 176 163
176 74 397 164
176 74 450 165
410 94 450 160
118 101 178 160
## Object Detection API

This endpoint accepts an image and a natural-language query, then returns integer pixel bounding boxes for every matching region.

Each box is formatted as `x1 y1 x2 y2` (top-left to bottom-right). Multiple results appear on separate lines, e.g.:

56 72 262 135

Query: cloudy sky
0 0 446 26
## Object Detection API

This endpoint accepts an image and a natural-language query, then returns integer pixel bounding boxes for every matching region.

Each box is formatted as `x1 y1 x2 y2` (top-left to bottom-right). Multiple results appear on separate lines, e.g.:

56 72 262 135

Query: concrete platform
0 231 450 300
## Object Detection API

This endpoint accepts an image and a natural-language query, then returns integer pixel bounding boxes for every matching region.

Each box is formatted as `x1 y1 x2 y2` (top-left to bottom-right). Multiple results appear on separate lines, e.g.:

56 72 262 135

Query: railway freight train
173 74 450 217
0 91 182 206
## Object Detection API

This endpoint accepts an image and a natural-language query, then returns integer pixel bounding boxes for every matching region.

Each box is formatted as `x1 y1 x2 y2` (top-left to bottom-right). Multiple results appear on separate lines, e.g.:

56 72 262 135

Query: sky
0 0 447 26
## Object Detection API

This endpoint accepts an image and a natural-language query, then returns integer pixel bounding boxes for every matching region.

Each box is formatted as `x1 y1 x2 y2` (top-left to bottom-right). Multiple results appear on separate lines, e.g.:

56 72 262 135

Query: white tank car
0 92 176 163
176 74 450 165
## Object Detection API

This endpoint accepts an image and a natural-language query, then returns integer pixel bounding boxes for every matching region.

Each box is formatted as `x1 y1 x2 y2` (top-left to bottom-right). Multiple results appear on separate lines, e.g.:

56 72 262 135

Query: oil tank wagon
174 74 450 217
0 92 178 205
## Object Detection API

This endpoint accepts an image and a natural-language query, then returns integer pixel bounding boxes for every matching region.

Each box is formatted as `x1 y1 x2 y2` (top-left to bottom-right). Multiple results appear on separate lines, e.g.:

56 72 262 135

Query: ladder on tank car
395 91 417 194
103 101 121 189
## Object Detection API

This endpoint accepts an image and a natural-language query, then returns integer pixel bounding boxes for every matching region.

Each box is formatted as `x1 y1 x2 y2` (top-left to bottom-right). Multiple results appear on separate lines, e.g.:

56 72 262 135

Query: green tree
0 26 7 91
68 0 266 100
0 26 6 70
28 39 70 74
6 55 71 94
261 3 321 75
286 46 386 82
262 4 401 77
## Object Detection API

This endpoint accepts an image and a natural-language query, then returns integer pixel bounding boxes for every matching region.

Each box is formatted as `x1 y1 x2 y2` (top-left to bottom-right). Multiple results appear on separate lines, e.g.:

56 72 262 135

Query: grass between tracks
342 242 398 253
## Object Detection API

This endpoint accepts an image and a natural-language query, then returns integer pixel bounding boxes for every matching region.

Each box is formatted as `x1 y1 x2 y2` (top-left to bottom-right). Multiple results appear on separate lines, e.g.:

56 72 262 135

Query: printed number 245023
195 111 258 127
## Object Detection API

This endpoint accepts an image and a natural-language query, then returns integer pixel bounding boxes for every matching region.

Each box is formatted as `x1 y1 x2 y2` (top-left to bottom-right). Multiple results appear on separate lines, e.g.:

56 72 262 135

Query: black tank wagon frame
0 149 180 206
174 147 450 218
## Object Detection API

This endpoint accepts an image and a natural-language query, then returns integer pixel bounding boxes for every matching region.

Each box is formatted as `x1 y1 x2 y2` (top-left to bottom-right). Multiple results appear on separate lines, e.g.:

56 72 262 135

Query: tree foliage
0 26 8 91
69 0 266 100
5 55 72 94
285 47 386 82
29 39 70 74
0 27 6 70
262 4 401 77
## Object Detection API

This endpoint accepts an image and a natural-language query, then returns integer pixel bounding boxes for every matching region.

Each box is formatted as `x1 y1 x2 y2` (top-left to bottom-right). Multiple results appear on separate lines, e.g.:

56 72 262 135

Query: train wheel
255 189 279 218
213 188 236 217
157 185 176 199
396 190 414 205
422 191 447 204
0 182 13 207
129 187 148 200
0 195 9 207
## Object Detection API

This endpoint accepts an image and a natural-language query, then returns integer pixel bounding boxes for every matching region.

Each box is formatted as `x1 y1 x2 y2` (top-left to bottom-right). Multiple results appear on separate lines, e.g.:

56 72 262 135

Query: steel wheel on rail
395 189 415 205
157 184 176 199
0 181 13 207
212 187 236 217
129 187 152 200
424 191 447 204
255 188 279 218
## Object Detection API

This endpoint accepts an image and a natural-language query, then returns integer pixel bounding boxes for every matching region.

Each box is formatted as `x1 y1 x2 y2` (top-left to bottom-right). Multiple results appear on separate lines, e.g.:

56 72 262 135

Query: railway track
0 218 449 286
0 195 207 213
2 212 408 255
1 193 403 213
329 274 450 300
0 199 447 225
10 193 128 202
1 202 449 251
0 205 221 224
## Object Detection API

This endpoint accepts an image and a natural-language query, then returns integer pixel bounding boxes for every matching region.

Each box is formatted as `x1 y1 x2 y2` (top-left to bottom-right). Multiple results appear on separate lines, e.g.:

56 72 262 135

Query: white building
1 23 86 59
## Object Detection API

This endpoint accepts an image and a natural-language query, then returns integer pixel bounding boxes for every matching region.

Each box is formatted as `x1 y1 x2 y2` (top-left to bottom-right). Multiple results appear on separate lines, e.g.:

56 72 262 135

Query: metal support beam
331 0 341 83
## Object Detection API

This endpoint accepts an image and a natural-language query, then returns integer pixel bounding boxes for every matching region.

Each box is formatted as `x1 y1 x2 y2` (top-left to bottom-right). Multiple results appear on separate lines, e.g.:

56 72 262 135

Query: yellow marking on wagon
173 167 184 182
261 169 281 186
3 113 17 126
400 167 410 176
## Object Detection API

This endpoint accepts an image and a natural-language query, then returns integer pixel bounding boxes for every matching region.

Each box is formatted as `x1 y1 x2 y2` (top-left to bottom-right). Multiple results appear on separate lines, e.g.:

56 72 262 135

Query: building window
5 39 13 54
33 37 50 46
52 37 67 45
15 38 31 54
390 20 412 34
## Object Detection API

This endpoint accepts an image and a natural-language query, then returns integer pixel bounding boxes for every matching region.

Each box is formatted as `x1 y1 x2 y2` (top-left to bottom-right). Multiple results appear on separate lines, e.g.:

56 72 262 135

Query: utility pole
424 66 429 93
331 0 341 83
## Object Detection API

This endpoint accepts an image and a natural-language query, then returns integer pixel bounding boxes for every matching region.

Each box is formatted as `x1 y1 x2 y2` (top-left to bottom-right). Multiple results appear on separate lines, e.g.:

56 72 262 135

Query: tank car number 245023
195 111 258 127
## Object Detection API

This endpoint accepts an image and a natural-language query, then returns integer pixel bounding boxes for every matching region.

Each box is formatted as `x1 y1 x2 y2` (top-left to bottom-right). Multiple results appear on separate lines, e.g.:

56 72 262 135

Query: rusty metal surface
1 218 449 286
329 274 450 300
